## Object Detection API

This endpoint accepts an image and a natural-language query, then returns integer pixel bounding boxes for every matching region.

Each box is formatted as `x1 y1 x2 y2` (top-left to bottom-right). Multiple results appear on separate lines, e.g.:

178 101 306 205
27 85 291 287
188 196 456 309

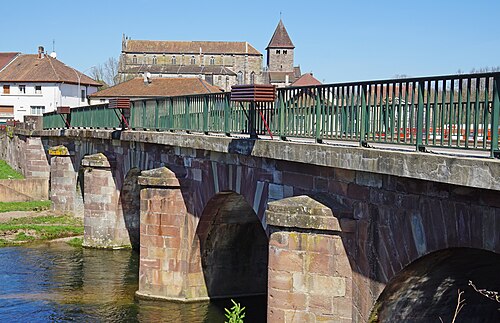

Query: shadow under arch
370 247 500 323
196 191 269 299
119 167 141 250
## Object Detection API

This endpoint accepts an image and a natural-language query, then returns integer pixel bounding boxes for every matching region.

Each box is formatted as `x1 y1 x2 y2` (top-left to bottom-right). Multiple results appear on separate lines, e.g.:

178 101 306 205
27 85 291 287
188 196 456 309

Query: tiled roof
0 52 19 71
266 20 295 49
265 71 299 83
291 73 322 87
0 54 101 86
123 64 237 76
89 77 222 98
125 40 262 56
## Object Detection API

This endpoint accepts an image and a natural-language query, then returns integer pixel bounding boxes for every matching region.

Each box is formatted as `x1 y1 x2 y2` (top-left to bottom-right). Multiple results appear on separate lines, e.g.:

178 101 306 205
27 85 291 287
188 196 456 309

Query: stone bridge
2 127 500 322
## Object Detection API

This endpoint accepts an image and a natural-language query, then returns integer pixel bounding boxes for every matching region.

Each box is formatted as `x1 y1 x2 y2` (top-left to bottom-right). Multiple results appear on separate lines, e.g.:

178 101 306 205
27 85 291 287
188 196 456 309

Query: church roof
291 73 322 87
0 54 101 86
124 40 262 56
266 20 295 49
89 77 222 98
122 64 237 76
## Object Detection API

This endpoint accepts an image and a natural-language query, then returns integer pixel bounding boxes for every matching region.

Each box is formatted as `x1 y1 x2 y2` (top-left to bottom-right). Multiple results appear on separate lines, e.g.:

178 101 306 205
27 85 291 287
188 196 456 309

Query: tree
90 57 119 88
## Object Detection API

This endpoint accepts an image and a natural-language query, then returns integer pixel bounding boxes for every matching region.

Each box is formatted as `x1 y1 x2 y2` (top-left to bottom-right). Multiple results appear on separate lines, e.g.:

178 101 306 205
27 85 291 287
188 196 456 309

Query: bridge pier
48 145 77 213
82 153 131 249
266 196 354 322
135 167 203 301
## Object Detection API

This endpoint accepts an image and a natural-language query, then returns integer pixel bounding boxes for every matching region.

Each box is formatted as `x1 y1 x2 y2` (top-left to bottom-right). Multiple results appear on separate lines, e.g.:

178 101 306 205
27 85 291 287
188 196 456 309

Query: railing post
142 101 147 130
224 94 230 136
360 84 368 147
203 96 209 135
185 97 190 133
416 81 425 151
154 99 159 130
168 98 174 131
492 75 500 158
130 102 135 129
314 89 322 143
249 101 257 139
278 91 286 140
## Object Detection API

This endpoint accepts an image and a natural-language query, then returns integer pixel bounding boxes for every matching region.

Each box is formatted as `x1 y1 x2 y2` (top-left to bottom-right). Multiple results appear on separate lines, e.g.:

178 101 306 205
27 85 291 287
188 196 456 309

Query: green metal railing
42 72 500 157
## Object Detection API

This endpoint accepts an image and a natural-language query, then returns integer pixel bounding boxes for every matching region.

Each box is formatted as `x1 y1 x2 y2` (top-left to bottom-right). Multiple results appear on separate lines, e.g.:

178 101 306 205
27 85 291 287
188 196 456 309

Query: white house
0 47 101 124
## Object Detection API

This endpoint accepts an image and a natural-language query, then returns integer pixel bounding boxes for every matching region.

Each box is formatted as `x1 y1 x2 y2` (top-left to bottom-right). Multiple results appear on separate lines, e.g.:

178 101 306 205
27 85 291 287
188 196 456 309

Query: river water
0 243 266 322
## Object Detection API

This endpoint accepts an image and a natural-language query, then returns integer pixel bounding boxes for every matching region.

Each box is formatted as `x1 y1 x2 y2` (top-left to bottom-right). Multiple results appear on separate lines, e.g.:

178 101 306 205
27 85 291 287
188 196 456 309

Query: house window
237 71 243 85
19 85 26 94
276 50 281 54
35 85 42 94
152 55 157 64
283 50 287 55
250 72 255 84
172 56 177 65
190 56 196 65
132 55 137 64
210 56 215 65
2 85 9 94
30 106 45 115
81 89 86 102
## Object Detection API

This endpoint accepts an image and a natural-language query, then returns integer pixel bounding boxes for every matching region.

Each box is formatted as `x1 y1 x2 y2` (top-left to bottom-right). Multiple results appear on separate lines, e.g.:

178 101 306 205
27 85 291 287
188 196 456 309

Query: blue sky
2 0 499 83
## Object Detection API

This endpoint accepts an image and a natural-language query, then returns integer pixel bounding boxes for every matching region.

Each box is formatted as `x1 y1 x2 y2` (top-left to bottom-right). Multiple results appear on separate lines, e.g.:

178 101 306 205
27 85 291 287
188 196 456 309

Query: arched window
283 50 287 55
250 72 255 84
190 56 196 65
237 71 243 85
132 55 137 64
152 55 157 64
172 56 177 65
210 56 215 65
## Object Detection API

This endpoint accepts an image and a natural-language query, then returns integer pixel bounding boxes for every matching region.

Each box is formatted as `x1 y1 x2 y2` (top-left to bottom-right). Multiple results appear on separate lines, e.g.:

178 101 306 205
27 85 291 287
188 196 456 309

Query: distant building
291 73 322 87
0 47 101 123
89 76 221 105
118 39 263 91
263 19 302 87
118 19 310 91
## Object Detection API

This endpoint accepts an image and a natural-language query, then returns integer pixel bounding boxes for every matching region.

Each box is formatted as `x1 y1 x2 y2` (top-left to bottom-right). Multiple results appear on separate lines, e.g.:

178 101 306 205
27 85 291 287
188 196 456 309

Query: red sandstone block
335 169 356 182
269 232 289 249
267 307 285 322
328 180 349 197
284 310 315 322
307 252 333 275
147 224 160 236
269 248 303 273
164 236 180 249
160 213 182 226
282 172 314 190
268 288 307 310
160 225 180 237
269 270 293 290
142 213 161 226
309 294 334 314
288 232 308 251
140 258 160 269
347 183 370 200
307 235 334 254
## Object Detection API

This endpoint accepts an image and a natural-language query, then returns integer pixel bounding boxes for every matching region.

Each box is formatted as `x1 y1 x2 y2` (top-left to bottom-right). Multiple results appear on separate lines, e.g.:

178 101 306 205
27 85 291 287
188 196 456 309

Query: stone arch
370 248 500 322
195 191 269 299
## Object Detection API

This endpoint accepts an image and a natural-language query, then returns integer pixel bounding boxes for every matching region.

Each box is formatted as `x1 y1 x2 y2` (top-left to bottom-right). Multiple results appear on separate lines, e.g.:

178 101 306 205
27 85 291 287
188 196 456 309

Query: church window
237 71 243 85
190 56 196 65
172 56 177 65
210 56 215 65
283 50 287 55
250 72 255 84
152 55 157 64
132 55 137 64
276 49 280 54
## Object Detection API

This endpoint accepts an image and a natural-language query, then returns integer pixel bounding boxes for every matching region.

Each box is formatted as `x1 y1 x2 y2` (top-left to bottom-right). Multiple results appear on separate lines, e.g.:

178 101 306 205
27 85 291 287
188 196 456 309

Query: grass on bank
0 201 52 213
0 215 83 247
0 160 23 180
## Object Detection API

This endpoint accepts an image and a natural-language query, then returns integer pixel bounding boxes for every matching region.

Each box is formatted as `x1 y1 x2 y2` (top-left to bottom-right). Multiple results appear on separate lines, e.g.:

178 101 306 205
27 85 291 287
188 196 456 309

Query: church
118 20 305 91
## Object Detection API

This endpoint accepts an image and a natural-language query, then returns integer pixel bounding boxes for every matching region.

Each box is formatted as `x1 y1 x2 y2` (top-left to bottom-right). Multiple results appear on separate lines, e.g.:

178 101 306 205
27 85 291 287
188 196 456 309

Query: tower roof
266 19 295 50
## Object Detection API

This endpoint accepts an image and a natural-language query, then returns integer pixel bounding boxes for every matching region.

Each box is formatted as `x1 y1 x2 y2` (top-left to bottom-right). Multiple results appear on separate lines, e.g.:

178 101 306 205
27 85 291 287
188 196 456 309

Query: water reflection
0 243 265 322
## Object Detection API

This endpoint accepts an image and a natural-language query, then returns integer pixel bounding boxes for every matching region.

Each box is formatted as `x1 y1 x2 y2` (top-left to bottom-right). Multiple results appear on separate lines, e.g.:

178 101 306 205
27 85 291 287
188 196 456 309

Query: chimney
38 46 44 58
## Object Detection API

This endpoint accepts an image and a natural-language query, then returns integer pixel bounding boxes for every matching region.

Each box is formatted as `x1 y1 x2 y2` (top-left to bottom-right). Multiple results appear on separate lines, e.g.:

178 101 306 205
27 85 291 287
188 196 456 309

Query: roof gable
0 54 101 86
291 73 322 87
89 77 222 98
125 40 262 56
266 20 295 49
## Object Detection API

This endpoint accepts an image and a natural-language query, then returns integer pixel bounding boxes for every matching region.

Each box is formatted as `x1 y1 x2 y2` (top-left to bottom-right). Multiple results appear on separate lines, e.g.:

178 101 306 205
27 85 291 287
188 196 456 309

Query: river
0 243 266 322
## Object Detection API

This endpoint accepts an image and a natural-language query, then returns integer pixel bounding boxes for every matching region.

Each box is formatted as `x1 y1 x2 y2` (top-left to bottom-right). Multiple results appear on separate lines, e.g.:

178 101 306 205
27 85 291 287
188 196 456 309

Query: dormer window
276 50 281 54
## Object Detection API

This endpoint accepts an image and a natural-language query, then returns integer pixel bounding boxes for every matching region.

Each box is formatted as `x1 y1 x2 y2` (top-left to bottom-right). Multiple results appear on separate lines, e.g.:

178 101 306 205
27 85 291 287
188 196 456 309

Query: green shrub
225 299 245 323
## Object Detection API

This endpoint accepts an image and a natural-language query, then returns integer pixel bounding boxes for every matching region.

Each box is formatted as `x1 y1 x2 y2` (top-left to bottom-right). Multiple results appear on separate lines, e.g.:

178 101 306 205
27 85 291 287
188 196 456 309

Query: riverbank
0 212 83 247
